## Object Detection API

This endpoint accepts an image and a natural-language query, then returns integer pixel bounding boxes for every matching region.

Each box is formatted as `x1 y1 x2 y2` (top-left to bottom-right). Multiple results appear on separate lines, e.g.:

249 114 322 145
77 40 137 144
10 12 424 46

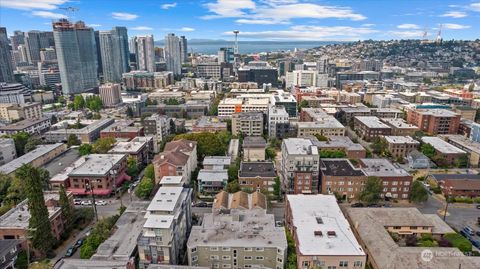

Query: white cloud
222 25 377 41
442 23 470 29
111 12 139 20
161 2 177 9
388 30 424 38
202 0 366 23
179 27 195 32
441 11 467 18
31 10 66 19
87 24 102 28
469 2 480 12
0 0 68 10
397 24 420 29
361 23 376 27
130 26 153 31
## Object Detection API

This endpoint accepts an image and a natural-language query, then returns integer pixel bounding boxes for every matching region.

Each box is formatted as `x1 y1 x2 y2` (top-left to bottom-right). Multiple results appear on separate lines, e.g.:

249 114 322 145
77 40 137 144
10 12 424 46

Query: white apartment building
0 138 16 165
137 186 192 268
268 105 289 137
286 70 328 88
218 98 269 118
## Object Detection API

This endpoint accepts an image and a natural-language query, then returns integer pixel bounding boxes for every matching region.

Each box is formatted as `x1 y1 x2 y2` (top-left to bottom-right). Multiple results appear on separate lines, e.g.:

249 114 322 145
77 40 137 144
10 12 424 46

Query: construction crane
422 26 429 40
436 24 443 43
59 7 79 19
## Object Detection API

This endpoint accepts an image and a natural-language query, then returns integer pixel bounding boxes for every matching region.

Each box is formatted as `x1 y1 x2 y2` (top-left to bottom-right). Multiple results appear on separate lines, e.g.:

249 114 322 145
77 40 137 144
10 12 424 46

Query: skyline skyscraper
135 35 155 72
179 35 188 64
24 30 54 64
98 27 129 83
218 47 234 64
10 30 25 50
165 33 182 75
53 19 99 95
0 27 15 83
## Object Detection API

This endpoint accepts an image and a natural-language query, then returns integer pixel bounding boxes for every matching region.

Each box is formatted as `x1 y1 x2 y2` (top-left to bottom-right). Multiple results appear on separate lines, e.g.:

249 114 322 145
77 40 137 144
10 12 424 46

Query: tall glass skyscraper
165 33 182 75
179 35 188 64
53 19 99 95
99 27 129 83
0 27 14 83
135 35 155 72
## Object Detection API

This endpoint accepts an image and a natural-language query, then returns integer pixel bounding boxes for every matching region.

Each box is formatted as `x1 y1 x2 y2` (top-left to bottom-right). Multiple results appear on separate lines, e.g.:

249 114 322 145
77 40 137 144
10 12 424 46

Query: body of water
155 40 342 55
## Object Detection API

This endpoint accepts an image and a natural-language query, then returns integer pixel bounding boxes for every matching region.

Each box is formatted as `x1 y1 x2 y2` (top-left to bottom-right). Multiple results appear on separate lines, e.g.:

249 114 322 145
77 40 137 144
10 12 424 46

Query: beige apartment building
0 102 43 122
232 112 264 136
384 136 420 158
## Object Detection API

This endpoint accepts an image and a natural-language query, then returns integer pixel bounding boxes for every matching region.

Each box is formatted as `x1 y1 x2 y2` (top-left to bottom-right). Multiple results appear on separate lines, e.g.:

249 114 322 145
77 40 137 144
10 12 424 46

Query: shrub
443 233 472 253
405 234 418 246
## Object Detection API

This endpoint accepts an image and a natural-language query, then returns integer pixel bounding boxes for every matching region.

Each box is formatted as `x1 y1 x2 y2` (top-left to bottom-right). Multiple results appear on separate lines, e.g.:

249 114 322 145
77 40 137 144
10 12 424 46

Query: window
256 256 264 260
192 256 198 262
303 261 310 267
354 261 363 267
211 255 219 260
327 266 337 269
222 247 231 251
339 261 348 267
244 248 252 252
277 258 283 263
223 256 231 260
210 247 219 251
255 247 264 252
223 265 231 268
213 264 220 268
244 265 252 269
191 247 197 253
244 256 252 260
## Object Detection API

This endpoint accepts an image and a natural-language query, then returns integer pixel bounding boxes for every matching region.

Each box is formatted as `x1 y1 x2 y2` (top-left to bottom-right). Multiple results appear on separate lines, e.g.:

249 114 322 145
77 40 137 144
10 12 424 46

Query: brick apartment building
406 108 461 135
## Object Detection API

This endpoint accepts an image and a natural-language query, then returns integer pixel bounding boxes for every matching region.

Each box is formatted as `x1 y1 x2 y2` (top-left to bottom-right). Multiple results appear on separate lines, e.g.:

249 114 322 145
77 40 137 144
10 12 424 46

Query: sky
0 0 479 41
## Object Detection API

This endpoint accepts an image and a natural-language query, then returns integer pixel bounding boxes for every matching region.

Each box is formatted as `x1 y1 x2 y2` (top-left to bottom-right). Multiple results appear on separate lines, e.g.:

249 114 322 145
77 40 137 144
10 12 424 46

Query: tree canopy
174 131 231 159
73 95 85 110
92 137 116 154
359 176 383 204
78 144 93 156
409 180 429 203
420 143 436 158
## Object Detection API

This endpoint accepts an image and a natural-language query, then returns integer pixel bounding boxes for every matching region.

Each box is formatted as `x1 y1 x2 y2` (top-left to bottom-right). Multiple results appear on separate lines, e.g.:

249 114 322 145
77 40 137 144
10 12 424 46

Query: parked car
475 231 480 237
73 199 82 205
74 239 84 249
194 202 208 207
81 200 92 206
95 200 107 206
351 202 364 208
64 246 75 257
463 226 475 236
476 205 480 209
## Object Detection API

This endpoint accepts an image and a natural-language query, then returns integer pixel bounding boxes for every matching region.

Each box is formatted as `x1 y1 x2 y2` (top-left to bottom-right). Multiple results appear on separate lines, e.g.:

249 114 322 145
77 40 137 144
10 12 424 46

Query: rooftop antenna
59 7 79 21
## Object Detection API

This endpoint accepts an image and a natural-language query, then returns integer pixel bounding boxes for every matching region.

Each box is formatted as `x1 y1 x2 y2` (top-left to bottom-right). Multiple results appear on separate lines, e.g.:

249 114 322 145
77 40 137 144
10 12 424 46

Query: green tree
85 96 103 112
16 164 55 255
420 143 436 158
135 177 154 199
454 155 468 168
226 180 240 193
319 150 346 158
93 137 116 154
24 137 41 153
265 147 276 160
92 112 102 120
298 99 309 111
144 164 155 179
273 176 281 199
5 132 30 156
59 185 72 224
286 229 297 269
314 134 328 141
164 98 180 105
408 181 428 203
126 107 134 118
67 134 80 147
203 83 209 91
359 176 383 204
73 95 85 110
228 157 240 181
126 156 139 178
78 144 93 156
174 131 232 159
468 83 475 92
371 137 388 155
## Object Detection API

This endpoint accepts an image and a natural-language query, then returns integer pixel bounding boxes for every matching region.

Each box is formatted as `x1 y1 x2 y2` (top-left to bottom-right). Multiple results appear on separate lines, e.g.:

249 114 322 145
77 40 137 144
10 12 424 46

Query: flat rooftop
0 117 49 131
68 154 126 177
421 137 466 154
160 176 184 185
0 143 65 175
313 136 364 151
360 158 411 177
441 134 480 154
239 161 276 178
203 156 231 166
381 118 419 129
147 186 184 212
283 138 318 155
108 140 147 154
197 169 228 182
345 208 478 269
414 109 459 117
187 209 287 249
0 198 59 229
321 159 365 177
355 116 391 129
384 136 419 144
143 215 174 229
242 136 266 148
287 194 365 256
297 119 345 129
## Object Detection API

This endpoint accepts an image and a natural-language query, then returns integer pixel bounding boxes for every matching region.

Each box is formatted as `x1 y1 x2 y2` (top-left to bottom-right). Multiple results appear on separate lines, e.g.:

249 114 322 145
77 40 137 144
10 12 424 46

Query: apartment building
45 118 115 144
232 112 264 136
359 159 413 200
0 102 42 122
406 108 461 135
296 121 345 137
421 136 467 166
192 116 227 133
109 136 153 166
320 159 367 200
354 116 391 142
153 140 197 184
197 169 228 195
0 117 50 135
286 195 366 269
0 143 66 175
267 105 289 138
441 134 480 167
384 136 420 158
122 71 173 90
143 114 172 143
100 120 144 141
187 209 287 269
380 118 419 136
346 208 479 269
67 154 130 196
213 191 267 212
217 98 269 118
137 186 192 268
99 83 122 107
281 138 320 194
238 162 276 193
0 138 16 165
203 156 231 170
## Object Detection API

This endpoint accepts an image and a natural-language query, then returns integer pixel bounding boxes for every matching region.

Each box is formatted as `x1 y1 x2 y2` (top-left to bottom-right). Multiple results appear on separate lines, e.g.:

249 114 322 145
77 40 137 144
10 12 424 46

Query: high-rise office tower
94 31 103 77
11 30 25 50
99 83 122 107
135 35 155 72
0 27 15 83
53 19 99 95
179 35 188 63
24 31 54 64
165 33 181 75
218 47 234 63
99 27 129 83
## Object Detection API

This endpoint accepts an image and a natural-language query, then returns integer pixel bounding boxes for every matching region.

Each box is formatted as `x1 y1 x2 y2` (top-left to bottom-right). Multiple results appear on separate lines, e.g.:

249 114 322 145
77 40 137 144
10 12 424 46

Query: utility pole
86 179 98 221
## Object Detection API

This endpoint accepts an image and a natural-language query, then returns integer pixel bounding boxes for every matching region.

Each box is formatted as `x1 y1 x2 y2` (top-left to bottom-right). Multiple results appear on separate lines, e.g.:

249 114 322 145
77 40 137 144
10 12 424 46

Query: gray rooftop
384 136 419 144
0 143 65 175
203 156 231 166
283 138 318 155
197 169 228 182
239 161 276 178
360 158 411 177
147 186 184 212
68 154 127 177
0 117 49 131
421 137 466 154
355 116 391 129
242 136 267 148
312 136 364 151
